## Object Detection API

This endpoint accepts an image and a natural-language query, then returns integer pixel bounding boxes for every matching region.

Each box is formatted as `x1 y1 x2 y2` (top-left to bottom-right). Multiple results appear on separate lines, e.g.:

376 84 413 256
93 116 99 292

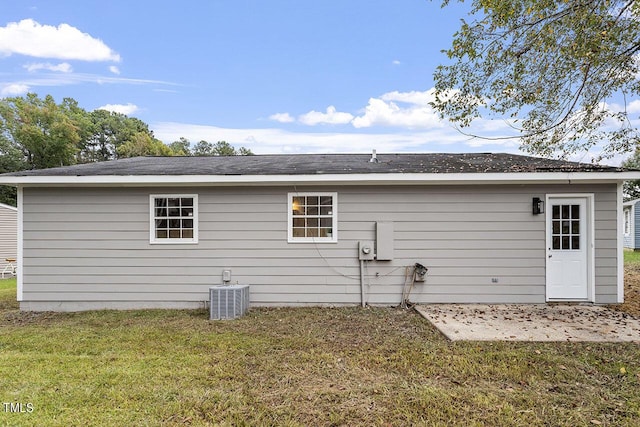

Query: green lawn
0 277 16 311
625 249 640 266
0 277 15 290
1 278 639 426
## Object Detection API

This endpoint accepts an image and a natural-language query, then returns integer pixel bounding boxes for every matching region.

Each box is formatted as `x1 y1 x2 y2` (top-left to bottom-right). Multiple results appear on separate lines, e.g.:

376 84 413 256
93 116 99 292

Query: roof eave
0 202 17 211
1 171 639 187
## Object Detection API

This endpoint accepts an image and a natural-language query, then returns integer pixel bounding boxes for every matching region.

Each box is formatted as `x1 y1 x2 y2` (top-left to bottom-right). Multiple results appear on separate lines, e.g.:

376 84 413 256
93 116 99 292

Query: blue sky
0 1 626 161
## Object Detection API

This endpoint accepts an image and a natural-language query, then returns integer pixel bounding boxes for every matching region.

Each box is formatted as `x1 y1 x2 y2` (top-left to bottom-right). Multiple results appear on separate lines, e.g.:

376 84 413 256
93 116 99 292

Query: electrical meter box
358 241 375 260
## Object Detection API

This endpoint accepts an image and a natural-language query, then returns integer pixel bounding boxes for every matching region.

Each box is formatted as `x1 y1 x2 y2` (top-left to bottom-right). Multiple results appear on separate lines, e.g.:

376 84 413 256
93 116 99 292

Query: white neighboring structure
623 199 640 250
0 202 17 278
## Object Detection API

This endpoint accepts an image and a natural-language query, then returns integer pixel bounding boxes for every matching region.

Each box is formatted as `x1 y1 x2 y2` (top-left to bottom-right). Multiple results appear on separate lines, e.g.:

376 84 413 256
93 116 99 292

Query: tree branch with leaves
433 0 640 159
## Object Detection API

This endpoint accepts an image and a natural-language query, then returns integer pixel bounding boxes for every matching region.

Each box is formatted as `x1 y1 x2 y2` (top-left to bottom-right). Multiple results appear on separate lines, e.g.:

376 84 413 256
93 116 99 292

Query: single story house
0 202 17 278
623 198 640 250
0 152 638 312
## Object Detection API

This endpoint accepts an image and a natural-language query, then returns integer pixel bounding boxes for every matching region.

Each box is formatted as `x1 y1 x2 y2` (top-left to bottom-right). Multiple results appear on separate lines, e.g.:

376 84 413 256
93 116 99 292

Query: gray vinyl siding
20 183 619 310
593 187 619 303
0 204 17 275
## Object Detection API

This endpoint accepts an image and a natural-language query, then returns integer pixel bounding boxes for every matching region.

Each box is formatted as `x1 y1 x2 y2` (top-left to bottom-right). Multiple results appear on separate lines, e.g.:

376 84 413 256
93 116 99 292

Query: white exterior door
546 197 591 300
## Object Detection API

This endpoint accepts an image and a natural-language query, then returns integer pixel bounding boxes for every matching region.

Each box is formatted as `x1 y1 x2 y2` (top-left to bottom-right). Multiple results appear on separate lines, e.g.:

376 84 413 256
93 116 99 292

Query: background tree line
0 93 252 206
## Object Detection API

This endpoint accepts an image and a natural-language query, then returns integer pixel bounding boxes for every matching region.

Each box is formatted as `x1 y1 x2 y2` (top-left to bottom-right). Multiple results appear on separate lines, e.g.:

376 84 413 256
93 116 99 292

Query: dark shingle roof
1 153 625 177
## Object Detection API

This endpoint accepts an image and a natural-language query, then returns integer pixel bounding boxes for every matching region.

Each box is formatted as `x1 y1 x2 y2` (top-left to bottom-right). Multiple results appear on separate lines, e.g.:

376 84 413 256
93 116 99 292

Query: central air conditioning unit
209 285 250 320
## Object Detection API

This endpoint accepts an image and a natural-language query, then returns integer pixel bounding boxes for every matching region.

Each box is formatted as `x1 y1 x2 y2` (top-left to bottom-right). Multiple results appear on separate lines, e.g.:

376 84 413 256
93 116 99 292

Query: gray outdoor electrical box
358 241 375 261
222 270 232 283
376 222 394 260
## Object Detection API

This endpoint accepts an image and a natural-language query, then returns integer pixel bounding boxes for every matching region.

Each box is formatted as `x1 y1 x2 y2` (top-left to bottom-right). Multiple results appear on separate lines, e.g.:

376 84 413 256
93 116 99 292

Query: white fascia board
1 171 640 187
0 202 17 211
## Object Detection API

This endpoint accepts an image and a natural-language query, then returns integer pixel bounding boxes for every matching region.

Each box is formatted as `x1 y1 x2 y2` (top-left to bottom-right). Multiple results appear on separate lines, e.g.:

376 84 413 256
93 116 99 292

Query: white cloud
151 121 522 156
623 99 640 114
256 88 526 152
298 106 354 126
392 60 401 65
0 19 120 62
0 74 178 95
274 89 493 131
0 83 30 96
380 89 434 106
109 65 120 75
269 112 295 123
597 99 640 116
24 62 72 73
352 90 443 129
284 90 443 129
96 103 139 115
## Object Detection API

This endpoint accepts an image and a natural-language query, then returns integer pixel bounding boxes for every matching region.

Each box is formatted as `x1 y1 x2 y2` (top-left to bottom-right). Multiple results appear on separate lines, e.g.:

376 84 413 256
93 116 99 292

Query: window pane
307 206 318 215
155 208 167 217
307 217 319 227
320 228 332 237
552 205 560 219
320 217 332 227
292 228 305 237
169 219 181 228
182 229 193 239
168 208 180 217
307 228 319 237
562 236 570 250
169 229 181 238
572 236 580 250
292 205 305 215
552 221 560 234
293 218 305 227
571 204 580 219
182 219 193 229
562 205 570 219
181 198 193 207
155 198 167 207
156 230 168 239
155 219 167 228
181 208 193 217
571 221 580 234
562 221 570 234
307 196 319 206
320 206 332 215
320 196 332 205
168 198 180 207
552 236 560 250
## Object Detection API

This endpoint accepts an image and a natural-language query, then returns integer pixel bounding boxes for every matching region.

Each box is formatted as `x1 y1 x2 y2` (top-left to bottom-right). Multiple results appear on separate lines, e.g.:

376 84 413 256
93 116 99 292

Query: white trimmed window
150 195 198 244
624 208 631 236
288 192 337 243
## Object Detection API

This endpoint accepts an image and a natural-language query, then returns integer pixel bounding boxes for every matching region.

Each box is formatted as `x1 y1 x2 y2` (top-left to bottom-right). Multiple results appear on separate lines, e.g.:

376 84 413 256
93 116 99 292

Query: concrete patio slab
415 304 640 342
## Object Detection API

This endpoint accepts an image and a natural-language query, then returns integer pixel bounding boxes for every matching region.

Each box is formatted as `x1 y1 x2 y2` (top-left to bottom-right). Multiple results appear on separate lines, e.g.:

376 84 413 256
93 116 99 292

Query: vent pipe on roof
369 149 378 163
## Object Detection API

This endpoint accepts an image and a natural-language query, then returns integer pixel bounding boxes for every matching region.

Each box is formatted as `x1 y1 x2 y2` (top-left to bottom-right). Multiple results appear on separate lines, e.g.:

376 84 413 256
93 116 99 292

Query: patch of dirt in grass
611 266 640 316
3 310 61 325
0 286 65 326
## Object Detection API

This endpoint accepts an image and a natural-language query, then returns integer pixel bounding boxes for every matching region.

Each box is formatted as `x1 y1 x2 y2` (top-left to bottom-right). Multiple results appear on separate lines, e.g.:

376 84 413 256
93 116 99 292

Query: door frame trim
545 193 595 302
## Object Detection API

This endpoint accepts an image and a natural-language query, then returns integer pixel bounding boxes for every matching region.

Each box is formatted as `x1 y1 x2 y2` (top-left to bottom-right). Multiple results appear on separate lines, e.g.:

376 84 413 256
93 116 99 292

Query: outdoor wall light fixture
532 197 544 215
